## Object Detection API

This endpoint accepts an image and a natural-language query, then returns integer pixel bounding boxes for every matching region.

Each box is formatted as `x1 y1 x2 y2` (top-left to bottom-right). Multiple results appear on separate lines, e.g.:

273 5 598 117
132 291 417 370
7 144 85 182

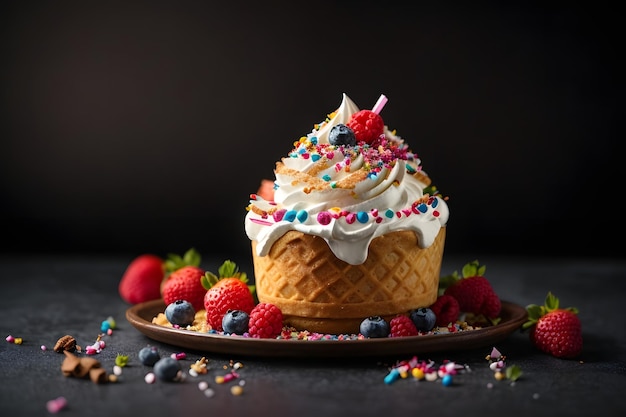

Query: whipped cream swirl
245 94 449 265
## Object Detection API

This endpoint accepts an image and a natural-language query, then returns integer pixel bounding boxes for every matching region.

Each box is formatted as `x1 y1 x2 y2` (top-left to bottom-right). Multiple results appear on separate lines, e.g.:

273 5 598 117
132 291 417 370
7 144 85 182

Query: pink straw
371 94 388 114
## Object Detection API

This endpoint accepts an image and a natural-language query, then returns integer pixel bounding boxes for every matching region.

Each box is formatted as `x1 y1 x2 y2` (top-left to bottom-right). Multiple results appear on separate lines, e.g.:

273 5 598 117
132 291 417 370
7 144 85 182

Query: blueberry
153 357 182 382
138 346 160 366
222 309 250 335
165 300 196 327
359 316 390 338
329 124 356 146
410 307 436 332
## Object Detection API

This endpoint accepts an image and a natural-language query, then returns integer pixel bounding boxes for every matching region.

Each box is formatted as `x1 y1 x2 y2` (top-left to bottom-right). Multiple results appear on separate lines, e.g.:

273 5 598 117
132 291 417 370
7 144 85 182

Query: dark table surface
1 253 625 417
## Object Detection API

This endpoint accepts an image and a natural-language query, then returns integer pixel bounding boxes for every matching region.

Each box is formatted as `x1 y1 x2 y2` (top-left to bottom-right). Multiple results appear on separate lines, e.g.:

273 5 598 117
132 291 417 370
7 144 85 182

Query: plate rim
126 299 528 358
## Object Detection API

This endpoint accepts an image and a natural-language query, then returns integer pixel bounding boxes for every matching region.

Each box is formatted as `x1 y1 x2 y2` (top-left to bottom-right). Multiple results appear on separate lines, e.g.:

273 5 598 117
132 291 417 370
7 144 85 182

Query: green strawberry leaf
522 304 543 329
506 364 523 381
461 260 486 278
488 316 502 326
115 354 130 368
201 271 220 290
218 260 239 278
182 248 201 268
201 260 254 294
164 248 201 275
438 270 460 294
545 291 559 311
439 260 488 294
248 284 257 300
523 292 580 330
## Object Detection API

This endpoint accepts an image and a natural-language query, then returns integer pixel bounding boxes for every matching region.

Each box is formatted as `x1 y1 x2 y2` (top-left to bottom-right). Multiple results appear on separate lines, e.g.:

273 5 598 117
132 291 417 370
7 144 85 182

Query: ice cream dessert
245 93 449 334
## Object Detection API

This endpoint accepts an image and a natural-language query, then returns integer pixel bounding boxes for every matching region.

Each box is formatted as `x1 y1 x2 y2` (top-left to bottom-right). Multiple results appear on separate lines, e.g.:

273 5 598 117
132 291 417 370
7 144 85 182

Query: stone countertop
1 254 625 417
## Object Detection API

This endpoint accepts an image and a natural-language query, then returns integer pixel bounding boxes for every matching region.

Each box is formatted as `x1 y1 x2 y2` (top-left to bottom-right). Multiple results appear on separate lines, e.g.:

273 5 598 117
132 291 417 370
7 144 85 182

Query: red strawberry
248 303 283 338
202 261 255 332
118 254 164 304
346 109 384 144
442 260 501 320
161 248 206 312
256 179 275 201
523 292 583 359
389 315 419 337
429 294 460 326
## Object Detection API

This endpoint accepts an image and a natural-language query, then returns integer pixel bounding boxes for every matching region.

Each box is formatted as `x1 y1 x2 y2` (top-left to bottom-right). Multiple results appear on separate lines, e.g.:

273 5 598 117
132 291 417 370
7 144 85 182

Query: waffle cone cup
251 228 446 334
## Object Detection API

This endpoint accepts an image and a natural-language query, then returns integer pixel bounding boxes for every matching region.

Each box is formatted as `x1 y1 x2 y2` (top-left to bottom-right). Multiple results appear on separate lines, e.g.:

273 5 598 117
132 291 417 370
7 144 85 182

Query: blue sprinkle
442 374 453 387
310 137 318 145
284 210 297 222
406 165 416 173
431 198 438 208
100 321 111 332
385 209 395 218
298 148 306 155
417 203 428 213
311 154 321 162
296 210 308 222
356 212 369 223
322 174 331 182
384 369 400 385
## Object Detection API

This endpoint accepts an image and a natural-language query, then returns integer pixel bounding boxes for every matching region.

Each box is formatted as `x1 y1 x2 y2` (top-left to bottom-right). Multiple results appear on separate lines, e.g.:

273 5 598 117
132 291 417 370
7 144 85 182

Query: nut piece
54 335 77 353
190 357 209 374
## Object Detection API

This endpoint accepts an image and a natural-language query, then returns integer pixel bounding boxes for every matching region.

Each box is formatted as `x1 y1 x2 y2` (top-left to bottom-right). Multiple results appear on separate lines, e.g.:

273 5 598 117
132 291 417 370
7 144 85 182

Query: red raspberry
389 315 419 337
248 303 283 338
430 295 460 326
346 110 385 144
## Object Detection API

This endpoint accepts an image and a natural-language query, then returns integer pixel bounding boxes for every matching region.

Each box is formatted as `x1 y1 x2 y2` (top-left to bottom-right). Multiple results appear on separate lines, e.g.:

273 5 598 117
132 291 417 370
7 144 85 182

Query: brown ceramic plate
126 300 527 358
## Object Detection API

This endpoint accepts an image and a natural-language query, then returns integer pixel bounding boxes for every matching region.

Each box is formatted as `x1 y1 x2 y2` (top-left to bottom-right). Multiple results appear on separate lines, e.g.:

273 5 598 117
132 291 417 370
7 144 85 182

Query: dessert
245 93 450 334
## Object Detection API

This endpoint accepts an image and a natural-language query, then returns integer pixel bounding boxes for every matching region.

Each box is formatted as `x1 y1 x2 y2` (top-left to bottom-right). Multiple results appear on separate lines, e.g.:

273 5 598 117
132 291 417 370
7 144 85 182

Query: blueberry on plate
409 307 437 332
359 316 390 338
165 300 196 327
138 346 160 366
222 309 250 335
153 357 182 382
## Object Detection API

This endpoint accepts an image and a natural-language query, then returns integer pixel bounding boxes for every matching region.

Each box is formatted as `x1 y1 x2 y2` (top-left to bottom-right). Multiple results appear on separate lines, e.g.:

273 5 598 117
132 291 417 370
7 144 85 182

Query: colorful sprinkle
384 368 400 385
46 396 67 414
296 210 308 222
317 211 332 225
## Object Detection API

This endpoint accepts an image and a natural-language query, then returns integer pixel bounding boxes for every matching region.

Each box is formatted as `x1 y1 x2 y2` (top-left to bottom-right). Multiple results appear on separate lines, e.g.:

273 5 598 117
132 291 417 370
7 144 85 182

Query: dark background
1 1 622 261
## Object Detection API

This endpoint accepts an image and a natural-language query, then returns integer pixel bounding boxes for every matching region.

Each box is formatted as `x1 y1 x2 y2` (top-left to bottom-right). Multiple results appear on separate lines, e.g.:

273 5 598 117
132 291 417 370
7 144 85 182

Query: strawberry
202 261 255 332
523 292 583 359
389 315 419 337
429 294 460 326
248 303 283 338
161 248 206 312
118 254 164 304
441 260 501 321
346 109 384 144
256 179 275 201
